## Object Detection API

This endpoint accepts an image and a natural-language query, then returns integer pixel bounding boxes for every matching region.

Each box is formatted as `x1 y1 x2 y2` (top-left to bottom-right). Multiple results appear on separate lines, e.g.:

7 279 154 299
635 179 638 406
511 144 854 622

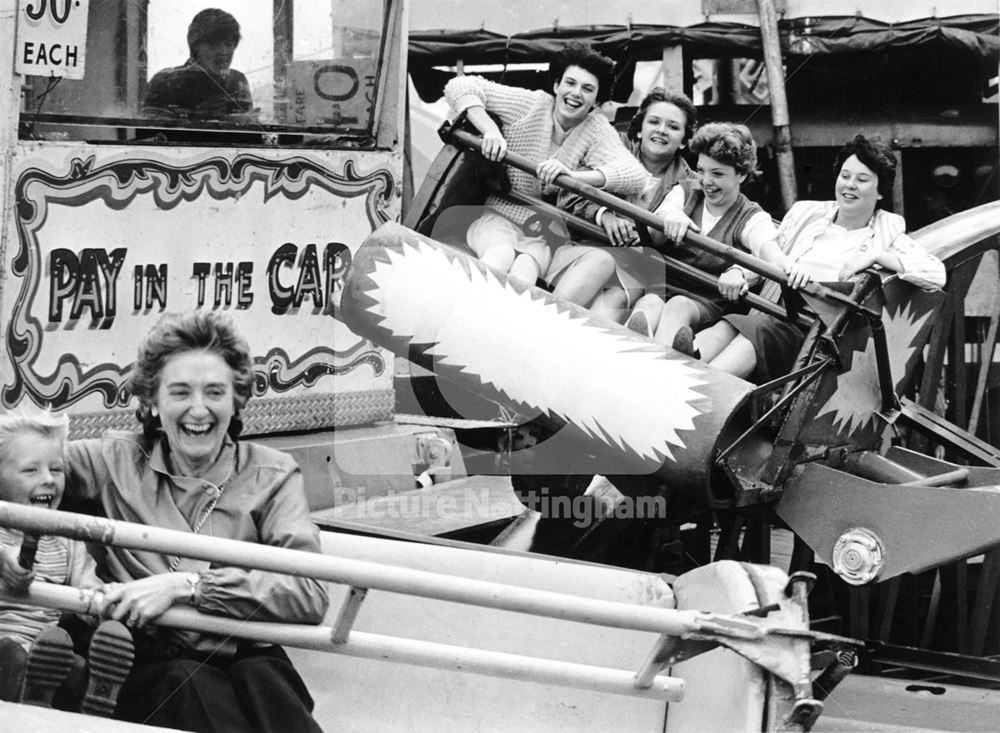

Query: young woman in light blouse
694 135 946 381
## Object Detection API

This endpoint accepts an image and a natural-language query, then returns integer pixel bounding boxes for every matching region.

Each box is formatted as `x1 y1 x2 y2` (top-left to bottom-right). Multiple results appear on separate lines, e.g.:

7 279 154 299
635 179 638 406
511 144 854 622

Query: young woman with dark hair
443 41 647 299
694 135 946 381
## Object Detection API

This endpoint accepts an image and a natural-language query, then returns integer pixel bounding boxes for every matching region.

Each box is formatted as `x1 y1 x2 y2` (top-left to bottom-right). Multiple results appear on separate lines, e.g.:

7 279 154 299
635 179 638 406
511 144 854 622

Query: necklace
168 451 238 572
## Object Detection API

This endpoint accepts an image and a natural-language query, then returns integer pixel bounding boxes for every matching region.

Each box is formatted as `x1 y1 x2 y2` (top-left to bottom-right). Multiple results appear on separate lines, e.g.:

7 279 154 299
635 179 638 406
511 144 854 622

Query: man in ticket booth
143 8 254 120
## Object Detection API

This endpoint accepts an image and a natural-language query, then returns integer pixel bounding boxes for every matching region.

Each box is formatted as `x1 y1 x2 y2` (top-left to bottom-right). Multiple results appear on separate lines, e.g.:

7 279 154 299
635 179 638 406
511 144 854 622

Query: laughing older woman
66 311 328 733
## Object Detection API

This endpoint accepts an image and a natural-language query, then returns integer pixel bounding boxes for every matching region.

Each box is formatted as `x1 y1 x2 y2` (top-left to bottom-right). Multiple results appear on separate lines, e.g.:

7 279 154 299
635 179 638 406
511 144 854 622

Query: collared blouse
758 201 946 301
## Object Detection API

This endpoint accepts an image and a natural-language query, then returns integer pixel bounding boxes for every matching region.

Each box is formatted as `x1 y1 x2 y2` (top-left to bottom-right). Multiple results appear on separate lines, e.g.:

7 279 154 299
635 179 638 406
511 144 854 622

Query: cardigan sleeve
556 190 602 223
576 115 648 195
443 75 538 129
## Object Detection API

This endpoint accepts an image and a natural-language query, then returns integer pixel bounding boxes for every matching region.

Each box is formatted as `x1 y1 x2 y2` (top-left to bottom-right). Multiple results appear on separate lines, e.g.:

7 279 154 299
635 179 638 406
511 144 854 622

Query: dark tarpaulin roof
410 14 999 101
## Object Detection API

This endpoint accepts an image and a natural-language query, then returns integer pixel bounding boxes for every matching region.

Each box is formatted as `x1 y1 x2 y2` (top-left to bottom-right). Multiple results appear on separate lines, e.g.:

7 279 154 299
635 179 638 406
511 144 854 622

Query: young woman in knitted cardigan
444 42 647 301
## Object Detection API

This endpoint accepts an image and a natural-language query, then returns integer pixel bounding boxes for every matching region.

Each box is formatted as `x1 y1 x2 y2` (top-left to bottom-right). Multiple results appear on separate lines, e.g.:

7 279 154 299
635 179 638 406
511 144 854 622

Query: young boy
0 409 133 715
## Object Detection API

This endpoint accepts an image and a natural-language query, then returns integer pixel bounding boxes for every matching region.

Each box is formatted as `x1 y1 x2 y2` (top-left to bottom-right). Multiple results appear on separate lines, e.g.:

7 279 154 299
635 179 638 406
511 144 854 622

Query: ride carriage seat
719 272 946 501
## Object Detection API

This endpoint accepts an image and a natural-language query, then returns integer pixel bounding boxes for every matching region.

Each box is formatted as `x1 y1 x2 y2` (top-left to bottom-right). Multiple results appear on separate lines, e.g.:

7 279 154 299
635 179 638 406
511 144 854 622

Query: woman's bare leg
695 321 739 362
590 286 629 322
509 252 541 284
479 244 516 274
550 249 616 306
653 295 701 346
707 333 757 378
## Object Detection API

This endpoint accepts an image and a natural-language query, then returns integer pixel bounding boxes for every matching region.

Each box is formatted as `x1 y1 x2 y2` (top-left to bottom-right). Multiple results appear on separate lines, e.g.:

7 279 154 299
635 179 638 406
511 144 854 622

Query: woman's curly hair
626 88 697 145
834 134 897 203
548 41 616 105
129 311 254 442
688 122 758 176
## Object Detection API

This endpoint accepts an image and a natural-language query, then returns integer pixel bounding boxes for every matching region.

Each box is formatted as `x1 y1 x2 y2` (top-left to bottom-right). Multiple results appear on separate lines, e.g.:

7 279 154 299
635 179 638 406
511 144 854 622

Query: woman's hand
784 261 813 289
0 545 33 594
480 129 508 162
718 268 749 301
838 252 877 282
659 209 698 245
537 159 571 186
601 212 637 246
101 573 191 629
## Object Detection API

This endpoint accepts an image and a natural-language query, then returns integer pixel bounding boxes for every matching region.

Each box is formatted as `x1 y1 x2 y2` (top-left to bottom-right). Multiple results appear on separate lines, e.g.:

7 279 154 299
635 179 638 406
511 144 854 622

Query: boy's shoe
21 626 74 708
79 620 134 717
0 637 27 702
624 309 652 338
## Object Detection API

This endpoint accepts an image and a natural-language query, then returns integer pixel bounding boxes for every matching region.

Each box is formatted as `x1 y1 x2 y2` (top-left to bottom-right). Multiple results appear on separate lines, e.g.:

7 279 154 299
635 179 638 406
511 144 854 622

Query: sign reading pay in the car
16 0 89 79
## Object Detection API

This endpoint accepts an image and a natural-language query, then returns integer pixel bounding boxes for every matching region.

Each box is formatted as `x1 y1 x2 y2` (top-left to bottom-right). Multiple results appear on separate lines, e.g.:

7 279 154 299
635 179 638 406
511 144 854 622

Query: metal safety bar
0 582 684 700
0 502 743 640
0 501 853 701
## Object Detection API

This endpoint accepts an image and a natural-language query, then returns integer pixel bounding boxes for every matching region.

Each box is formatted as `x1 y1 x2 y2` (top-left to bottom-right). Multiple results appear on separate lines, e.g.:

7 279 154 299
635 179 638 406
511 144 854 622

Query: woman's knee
661 295 700 323
578 249 615 281
594 287 628 310
633 293 665 312
510 252 543 282
528 246 552 275
709 334 757 378
479 244 517 272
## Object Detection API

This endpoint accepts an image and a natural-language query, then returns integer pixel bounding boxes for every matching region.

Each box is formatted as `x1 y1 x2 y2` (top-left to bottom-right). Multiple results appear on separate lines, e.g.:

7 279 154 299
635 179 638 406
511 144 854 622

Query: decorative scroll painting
3 146 400 431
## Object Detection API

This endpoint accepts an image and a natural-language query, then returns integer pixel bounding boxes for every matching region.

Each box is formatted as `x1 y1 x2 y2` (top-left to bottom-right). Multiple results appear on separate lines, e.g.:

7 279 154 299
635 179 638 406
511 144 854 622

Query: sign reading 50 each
16 0 90 79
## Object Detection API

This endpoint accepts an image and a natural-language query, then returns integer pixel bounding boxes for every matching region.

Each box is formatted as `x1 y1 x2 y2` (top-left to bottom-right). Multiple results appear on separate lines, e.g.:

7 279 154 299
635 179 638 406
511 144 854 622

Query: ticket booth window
18 0 390 145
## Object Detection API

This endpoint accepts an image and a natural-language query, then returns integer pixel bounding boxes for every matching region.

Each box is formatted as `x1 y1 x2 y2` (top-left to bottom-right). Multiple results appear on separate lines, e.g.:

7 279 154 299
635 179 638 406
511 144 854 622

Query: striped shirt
0 527 101 650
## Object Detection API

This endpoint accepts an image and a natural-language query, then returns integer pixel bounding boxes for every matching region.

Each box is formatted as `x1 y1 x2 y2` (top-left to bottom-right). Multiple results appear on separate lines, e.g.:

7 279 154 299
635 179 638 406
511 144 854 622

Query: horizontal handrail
446 126 864 318
0 583 685 701
0 502 757 641
498 182 803 324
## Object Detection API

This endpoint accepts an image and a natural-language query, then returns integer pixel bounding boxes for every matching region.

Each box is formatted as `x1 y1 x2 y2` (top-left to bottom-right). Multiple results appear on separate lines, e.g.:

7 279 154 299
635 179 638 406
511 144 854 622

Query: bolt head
832 528 885 585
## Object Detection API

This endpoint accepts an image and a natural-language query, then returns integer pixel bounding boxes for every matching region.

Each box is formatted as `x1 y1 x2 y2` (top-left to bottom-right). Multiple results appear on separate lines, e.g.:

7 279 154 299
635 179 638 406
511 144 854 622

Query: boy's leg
0 637 27 702
80 619 135 717
21 625 74 708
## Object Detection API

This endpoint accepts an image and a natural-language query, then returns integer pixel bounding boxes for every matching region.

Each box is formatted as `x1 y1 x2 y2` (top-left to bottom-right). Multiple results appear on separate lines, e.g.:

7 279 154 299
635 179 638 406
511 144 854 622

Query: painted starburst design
365 238 711 463
815 298 934 435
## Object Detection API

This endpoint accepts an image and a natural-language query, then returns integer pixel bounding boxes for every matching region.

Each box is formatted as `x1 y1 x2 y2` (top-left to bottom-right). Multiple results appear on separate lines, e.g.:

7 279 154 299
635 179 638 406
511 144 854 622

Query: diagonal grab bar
444 125 868 319
0 502 757 640
0 583 686 701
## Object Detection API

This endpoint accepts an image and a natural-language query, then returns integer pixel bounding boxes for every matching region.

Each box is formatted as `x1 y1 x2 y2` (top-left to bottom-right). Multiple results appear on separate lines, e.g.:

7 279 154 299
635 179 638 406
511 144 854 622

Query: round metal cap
832 528 885 585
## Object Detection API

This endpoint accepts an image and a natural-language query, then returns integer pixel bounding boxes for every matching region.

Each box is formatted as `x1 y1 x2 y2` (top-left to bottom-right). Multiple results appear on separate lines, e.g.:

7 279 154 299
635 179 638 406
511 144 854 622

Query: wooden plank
970 549 1000 656
968 310 999 436
661 45 684 95
920 571 942 649
0 701 175 732
876 577 901 643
